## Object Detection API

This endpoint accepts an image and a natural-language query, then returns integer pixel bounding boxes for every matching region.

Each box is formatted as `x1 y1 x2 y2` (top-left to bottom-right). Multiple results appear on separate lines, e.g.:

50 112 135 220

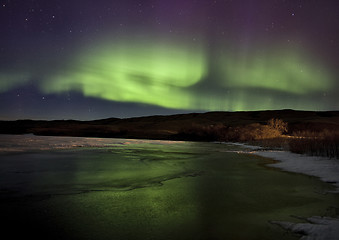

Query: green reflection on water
1 141 338 240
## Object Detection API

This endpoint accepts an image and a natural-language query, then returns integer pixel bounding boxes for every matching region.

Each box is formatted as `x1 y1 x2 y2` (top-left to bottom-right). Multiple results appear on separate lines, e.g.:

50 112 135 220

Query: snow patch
229 142 339 240
271 216 339 240
227 142 263 150
253 150 339 193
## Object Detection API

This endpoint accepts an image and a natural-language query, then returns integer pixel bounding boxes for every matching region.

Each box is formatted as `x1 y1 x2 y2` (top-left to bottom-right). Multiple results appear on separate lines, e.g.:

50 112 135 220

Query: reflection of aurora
1 38 334 111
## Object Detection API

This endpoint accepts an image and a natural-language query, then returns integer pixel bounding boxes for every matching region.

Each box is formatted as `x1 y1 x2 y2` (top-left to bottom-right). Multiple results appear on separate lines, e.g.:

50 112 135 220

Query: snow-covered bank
271 216 339 240
0 134 182 152
231 143 339 240
253 150 339 193
229 142 339 193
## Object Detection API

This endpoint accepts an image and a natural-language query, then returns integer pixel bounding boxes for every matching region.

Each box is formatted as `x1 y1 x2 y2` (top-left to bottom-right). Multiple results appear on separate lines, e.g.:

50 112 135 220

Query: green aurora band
221 48 331 94
41 40 207 109
0 72 31 93
1 37 334 111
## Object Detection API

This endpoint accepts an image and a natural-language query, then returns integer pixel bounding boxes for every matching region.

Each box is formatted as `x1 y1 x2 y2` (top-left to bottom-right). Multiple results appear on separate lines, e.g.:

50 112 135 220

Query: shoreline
231 142 339 240
233 143 339 193
0 134 338 239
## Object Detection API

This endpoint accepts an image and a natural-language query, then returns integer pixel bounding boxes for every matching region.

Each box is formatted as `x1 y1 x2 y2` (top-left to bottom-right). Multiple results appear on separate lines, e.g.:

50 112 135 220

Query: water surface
0 135 338 240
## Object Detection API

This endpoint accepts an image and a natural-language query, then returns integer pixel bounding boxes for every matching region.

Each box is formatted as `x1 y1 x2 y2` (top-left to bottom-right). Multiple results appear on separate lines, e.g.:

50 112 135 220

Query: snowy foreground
232 143 339 240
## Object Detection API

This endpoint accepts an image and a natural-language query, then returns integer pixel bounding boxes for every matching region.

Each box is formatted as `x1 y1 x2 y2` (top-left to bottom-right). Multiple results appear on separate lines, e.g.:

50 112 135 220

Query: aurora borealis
1 0 338 119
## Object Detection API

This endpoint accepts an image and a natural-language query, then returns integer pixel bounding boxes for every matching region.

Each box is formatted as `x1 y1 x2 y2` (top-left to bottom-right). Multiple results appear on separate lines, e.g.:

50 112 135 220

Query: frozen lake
0 135 338 240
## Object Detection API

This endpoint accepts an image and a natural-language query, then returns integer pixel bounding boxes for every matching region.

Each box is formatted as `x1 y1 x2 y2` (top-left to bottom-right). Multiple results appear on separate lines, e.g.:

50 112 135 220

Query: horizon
1 108 339 122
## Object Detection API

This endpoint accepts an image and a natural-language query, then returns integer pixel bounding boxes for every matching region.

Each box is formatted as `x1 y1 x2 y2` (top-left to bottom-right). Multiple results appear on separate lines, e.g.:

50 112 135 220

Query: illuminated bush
176 119 288 142
267 118 288 134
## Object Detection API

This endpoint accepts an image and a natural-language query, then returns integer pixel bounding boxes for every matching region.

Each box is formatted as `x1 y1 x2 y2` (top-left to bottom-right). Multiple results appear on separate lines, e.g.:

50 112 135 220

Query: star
0 0 338 119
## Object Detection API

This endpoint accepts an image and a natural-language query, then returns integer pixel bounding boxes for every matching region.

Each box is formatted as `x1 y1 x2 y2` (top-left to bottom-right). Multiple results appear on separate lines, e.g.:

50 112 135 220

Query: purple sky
1 0 338 120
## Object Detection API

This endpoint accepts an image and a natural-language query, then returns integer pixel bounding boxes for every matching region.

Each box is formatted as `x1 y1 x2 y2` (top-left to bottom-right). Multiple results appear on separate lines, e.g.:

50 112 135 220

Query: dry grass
288 131 339 159
176 120 339 160
175 119 288 142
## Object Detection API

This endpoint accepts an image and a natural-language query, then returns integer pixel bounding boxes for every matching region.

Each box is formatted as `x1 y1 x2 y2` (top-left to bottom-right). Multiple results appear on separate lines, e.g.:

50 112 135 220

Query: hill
1 109 339 140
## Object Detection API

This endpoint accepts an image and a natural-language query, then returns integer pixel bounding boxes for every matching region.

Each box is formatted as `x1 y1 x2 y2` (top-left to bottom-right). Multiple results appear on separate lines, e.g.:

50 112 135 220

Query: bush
174 123 228 141
289 131 339 159
236 123 282 141
175 119 288 142
267 118 288 134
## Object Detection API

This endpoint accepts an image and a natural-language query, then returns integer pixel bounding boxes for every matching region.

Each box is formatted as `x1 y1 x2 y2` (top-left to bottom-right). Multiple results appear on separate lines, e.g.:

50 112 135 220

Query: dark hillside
1 110 339 140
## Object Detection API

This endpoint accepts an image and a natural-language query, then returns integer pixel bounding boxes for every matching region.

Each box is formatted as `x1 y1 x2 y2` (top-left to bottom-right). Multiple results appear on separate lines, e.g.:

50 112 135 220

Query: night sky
1 0 338 120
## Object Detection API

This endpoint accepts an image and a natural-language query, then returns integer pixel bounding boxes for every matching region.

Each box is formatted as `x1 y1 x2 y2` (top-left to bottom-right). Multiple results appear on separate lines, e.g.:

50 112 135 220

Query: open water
0 135 338 240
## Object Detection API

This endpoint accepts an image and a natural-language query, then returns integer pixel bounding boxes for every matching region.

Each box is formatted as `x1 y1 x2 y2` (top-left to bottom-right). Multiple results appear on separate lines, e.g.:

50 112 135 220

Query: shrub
289 131 339 159
174 119 288 142
267 118 288 134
